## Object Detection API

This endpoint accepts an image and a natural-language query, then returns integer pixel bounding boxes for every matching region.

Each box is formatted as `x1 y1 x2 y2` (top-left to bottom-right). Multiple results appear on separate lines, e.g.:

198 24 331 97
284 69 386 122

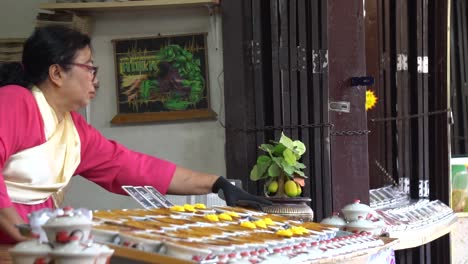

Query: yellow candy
218 213 233 221
290 226 303 235
170 205 185 212
240 221 256 229
276 229 293 237
204 214 219 222
194 203 206 209
225 211 239 217
183 204 196 212
254 220 267 229
298 226 309 234
263 218 274 225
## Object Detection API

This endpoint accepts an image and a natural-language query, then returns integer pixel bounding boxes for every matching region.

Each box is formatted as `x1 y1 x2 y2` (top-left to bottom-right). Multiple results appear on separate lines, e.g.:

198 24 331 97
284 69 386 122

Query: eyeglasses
68 63 98 81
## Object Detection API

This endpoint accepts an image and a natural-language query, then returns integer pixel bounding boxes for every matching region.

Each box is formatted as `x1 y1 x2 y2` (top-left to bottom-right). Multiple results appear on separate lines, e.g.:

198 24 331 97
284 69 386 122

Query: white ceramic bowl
345 218 378 234
89 244 115 264
320 213 347 229
9 240 51 264
42 223 92 245
42 214 93 244
50 252 98 264
50 241 100 264
341 200 372 221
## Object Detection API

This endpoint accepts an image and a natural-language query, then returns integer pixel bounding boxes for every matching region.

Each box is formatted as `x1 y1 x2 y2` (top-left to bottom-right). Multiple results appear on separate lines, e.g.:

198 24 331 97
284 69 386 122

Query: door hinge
313 49 328 74
396 53 408 71
417 56 429 73
297 45 307 72
249 40 261 66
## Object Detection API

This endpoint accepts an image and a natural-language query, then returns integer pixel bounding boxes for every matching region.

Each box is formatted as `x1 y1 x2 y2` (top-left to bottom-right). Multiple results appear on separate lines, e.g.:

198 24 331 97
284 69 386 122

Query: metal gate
222 0 332 220
365 0 450 263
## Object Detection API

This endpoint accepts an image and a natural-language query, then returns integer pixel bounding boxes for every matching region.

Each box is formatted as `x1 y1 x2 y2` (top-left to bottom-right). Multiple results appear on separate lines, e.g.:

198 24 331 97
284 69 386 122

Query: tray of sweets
91 204 391 263
376 199 455 230
370 186 409 209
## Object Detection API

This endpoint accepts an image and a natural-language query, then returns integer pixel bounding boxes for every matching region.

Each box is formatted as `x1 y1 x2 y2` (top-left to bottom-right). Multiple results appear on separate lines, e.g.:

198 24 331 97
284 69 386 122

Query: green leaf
272 157 283 167
259 144 275 154
283 148 297 165
283 165 295 176
255 155 271 178
257 155 271 164
295 162 306 169
250 165 261 181
267 163 280 177
294 170 307 177
279 132 294 149
272 143 287 156
292 140 306 156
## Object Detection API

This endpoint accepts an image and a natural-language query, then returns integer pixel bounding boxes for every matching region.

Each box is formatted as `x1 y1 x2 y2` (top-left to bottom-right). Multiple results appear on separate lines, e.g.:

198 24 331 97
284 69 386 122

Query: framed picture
450 156 468 215
110 33 217 124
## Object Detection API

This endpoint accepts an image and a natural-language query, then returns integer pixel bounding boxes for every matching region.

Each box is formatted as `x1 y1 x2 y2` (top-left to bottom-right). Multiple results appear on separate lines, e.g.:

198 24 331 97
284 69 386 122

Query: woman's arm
0 206 27 242
166 166 219 195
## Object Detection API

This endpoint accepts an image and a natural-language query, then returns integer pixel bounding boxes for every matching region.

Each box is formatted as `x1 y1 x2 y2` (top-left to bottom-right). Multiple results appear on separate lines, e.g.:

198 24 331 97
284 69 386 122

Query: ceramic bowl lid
9 239 52 254
43 207 92 227
342 199 371 212
320 212 347 227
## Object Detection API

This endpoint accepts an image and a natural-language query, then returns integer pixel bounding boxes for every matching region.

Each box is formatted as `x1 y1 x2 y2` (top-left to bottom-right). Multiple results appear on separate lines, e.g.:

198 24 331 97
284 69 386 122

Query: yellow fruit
268 181 279 193
285 180 298 197
296 182 302 196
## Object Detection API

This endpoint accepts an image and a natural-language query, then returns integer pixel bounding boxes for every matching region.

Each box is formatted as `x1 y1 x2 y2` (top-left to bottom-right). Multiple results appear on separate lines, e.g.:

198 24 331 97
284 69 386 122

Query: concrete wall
451 217 468 264
0 0 225 209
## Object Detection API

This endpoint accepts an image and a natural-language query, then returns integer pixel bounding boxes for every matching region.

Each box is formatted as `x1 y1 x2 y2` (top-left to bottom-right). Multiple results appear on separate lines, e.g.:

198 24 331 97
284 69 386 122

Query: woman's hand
0 206 28 242
211 176 272 207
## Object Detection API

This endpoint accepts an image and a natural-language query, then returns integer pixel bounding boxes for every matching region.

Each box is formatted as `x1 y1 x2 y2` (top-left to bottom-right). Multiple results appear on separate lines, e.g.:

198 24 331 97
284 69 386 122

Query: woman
0 25 269 243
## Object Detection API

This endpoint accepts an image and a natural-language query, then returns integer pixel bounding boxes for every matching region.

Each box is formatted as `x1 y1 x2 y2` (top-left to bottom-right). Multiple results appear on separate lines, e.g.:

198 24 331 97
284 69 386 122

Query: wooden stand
388 216 457 250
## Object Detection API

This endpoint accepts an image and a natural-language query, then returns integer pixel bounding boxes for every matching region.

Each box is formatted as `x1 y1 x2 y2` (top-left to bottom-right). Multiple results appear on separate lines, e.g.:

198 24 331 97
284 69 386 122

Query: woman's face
60 46 98 111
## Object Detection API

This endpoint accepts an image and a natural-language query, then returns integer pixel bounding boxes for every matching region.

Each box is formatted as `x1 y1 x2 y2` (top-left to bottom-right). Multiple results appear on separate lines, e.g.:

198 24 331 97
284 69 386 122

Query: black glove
212 176 273 208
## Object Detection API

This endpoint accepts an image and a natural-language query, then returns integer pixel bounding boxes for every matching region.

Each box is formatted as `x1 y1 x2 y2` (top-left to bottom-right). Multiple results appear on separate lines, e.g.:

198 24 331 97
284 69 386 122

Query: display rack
106 238 398 264
389 216 457 250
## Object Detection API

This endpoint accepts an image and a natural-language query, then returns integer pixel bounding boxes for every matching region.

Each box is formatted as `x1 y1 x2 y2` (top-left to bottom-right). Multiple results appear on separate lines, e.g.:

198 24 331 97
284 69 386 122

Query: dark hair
0 25 91 88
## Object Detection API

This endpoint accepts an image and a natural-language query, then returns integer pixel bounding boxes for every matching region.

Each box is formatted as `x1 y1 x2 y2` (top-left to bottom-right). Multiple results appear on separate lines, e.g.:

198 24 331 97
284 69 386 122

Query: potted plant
249 132 307 198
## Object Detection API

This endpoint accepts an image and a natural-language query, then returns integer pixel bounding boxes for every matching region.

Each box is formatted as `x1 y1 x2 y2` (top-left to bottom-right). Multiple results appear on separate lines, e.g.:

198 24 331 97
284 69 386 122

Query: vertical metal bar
428 0 450 261
320 0 332 217
251 0 266 177
383 0 394 184
279 0 291 136
311 0 324 219
365 0 384 188
395 0 404 183
459 0 468 153
414 0 425 199
271 0 282 139
289 0 299 140
422 0 429 192
401 0 411 190
297 0 312 211
450 0 461 154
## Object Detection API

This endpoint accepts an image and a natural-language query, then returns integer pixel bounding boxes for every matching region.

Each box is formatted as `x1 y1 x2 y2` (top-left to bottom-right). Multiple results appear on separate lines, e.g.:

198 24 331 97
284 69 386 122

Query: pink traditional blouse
0 85 176 243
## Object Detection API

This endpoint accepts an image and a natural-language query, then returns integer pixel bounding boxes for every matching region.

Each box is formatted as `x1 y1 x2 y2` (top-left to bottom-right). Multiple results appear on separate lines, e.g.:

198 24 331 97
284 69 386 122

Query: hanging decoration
365 90 378 111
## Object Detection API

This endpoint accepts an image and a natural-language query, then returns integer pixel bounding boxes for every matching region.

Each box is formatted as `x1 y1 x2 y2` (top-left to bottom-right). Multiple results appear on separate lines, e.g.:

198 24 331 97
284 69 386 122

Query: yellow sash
3 87 81 206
